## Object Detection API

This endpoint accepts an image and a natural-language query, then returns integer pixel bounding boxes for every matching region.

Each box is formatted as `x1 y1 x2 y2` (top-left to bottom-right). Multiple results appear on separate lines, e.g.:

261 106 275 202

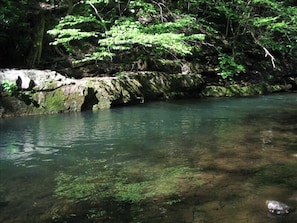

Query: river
0 93 297 223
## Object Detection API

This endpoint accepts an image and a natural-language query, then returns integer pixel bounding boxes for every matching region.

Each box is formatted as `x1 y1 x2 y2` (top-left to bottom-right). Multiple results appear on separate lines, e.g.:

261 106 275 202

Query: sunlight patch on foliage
45 0 297 71
77 19 205 63
48 29 98 45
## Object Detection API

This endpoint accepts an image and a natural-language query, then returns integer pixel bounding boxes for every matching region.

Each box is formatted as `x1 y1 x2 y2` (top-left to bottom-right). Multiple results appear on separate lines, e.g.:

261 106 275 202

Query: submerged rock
266 200 293 215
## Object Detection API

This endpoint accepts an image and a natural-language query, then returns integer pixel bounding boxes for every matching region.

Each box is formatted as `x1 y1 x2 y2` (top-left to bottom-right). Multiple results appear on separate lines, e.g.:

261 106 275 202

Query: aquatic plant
54 158 204 205
52 157 205 222
255 162 297 189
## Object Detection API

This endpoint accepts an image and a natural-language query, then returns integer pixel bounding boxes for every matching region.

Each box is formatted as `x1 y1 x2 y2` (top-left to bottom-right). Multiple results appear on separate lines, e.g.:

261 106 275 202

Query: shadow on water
0 93 297 222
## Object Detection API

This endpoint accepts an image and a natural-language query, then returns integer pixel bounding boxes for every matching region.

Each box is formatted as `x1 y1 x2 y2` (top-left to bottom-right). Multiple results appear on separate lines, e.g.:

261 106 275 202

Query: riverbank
0 69 296 118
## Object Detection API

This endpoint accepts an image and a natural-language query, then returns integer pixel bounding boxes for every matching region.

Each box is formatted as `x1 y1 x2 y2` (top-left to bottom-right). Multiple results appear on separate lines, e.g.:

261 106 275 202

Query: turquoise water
0 93 297 222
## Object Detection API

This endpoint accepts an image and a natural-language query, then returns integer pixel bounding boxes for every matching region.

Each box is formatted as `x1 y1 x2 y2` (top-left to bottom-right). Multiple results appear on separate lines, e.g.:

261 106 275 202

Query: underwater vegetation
53 156 205 221
255 161 297 189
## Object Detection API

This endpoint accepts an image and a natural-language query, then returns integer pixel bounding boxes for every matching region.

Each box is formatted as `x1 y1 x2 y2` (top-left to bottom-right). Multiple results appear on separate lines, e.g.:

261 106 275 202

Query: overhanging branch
250 31 276 69
262 45 276 69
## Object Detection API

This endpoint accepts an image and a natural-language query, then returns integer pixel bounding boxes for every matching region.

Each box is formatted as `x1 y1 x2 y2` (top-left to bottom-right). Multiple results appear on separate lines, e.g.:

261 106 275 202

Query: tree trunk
26 13 45 67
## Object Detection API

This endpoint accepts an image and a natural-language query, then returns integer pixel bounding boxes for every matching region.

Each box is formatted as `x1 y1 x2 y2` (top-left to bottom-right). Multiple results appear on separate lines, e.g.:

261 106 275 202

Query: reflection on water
0 93 297 223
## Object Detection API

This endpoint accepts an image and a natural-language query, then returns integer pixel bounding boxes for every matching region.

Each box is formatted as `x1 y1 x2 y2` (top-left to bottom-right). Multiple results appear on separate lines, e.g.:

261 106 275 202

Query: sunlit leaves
47 0 207 63
1 80 18 95
216 53 245 81
99 20 191 54
48 29 97 43
253 16 279 27
46 0 297 69
53 15 103 29
77 19 205 62
76 51 114 63
47 28 98 55
143 15 199 34
47 14 103 53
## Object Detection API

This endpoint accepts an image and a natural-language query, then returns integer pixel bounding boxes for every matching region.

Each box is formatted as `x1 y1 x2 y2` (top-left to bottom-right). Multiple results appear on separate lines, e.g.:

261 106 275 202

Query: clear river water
0 93 297 223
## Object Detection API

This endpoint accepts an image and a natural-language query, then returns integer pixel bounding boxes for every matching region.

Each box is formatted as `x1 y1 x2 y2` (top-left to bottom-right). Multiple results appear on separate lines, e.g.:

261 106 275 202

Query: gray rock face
0 70 204 117
0 69 73 90
0 69 33 89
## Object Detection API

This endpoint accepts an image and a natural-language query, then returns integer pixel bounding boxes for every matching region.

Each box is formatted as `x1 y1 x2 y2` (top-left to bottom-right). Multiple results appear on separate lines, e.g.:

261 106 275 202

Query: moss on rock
43 89 65 112
203 83 291 97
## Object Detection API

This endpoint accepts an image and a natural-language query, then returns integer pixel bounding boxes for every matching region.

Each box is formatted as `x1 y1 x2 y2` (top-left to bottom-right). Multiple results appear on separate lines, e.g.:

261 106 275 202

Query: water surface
1 93 297 222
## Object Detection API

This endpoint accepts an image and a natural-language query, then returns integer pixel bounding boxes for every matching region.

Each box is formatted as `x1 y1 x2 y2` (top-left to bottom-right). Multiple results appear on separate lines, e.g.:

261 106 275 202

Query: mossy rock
203 82 292 97
42 89 66 113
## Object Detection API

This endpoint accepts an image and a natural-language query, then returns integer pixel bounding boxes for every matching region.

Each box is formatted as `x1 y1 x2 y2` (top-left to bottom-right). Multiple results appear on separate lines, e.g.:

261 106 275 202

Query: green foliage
47 14 101 53
2 0 295 74
129 0 158 15
79 18 205 62
55 173 97 202
45 0 297 71
48 1 205 64
143 15 200 34
1 80 18 95
196 0 297 68
48 28 97 52
114 182 146 202
216 54 245 82
1 79 39 106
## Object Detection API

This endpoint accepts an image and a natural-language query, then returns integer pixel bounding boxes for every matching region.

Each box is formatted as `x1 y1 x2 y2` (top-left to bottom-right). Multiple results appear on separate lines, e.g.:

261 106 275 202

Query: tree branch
250 31 276 69
152 1 165 22
88 2 107 32
262 46 276 69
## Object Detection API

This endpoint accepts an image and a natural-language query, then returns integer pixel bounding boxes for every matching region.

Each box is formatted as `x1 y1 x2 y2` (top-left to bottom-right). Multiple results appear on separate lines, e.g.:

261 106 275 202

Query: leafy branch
216 53 245 82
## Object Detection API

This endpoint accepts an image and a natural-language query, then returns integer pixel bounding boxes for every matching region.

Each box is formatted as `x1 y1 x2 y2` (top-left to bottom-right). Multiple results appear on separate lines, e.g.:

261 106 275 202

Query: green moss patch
43 89 66 112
